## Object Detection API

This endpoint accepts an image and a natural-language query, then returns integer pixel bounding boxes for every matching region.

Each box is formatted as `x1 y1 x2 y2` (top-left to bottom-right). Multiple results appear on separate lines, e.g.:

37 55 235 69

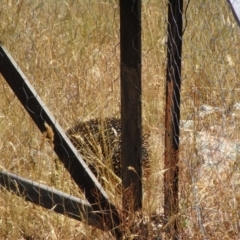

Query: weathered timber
0 170 103 230
120 0 142 214
164 0 183 239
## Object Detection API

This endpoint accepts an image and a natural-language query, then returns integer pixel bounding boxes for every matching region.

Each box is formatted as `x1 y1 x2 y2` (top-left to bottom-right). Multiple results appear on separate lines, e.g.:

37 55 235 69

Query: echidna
66 117 149 181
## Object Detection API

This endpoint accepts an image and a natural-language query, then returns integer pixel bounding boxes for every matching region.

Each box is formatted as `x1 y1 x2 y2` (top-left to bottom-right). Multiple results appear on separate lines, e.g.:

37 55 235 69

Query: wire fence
0 1 122 239
179 1 240 239
0 0 240 239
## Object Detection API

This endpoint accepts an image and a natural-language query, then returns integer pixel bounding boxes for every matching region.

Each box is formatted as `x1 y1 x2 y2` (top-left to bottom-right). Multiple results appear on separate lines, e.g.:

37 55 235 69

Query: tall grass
0 0 240 239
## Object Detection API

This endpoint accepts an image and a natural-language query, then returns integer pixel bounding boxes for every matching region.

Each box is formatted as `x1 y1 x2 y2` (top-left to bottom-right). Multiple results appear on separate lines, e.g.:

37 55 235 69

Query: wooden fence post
164 0 183 239
120 0 142 215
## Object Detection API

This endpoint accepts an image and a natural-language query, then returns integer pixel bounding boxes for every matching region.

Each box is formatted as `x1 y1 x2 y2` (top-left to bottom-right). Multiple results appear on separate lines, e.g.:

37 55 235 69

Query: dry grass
0 0 240 239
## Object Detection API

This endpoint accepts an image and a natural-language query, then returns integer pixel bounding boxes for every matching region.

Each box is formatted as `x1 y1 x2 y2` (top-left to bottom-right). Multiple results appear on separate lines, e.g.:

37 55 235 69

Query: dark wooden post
120 0 142 214
164 0 183 239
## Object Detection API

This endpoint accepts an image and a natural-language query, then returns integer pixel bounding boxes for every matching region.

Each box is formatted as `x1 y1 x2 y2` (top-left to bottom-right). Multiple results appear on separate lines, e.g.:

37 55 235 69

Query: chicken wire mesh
0 0 165 239
1 0 239 239
1 3 120 173
179 0 240 238
0 1 122 239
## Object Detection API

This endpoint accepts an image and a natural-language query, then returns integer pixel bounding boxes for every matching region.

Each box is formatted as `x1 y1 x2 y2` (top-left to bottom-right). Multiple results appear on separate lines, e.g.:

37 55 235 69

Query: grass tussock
0 0 240 239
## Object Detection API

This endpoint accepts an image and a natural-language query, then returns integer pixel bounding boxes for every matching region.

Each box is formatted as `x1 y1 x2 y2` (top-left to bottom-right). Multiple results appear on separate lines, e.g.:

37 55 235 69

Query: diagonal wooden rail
0 45 122 239
0 170 104 230
227 0 240 27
